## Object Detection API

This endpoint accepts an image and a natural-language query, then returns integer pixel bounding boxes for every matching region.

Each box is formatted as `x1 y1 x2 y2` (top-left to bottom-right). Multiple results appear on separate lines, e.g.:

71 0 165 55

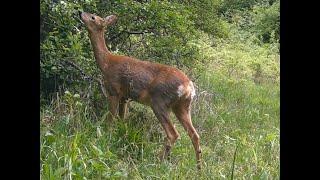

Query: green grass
40 71 279 179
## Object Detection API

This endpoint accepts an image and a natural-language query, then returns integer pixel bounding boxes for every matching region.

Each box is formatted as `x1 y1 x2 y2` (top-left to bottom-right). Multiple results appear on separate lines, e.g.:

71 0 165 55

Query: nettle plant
63 90 82 112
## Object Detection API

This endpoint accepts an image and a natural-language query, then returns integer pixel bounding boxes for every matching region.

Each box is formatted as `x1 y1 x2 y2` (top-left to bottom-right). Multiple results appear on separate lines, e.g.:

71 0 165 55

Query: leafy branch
61 57 107 98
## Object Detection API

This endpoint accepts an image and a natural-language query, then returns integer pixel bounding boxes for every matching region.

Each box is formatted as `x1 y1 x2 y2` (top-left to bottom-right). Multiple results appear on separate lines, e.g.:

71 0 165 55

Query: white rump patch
187 81 196 99
177 84 185 97
177 81 196 99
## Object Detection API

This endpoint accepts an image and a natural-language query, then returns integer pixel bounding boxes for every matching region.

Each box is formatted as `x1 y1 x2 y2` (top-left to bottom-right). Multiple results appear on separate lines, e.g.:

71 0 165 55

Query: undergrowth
40 70 279 179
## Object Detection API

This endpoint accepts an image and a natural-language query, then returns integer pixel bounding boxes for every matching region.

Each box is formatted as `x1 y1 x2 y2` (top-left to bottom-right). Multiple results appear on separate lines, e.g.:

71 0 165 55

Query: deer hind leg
173 98 202 169
151 102 179 161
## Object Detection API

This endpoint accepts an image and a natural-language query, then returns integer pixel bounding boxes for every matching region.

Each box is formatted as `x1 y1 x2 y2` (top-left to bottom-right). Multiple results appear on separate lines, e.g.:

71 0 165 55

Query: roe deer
79 11 202 169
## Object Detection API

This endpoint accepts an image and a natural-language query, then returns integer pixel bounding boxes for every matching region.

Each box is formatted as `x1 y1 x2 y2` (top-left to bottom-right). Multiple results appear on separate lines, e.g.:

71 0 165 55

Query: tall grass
40 68 279 179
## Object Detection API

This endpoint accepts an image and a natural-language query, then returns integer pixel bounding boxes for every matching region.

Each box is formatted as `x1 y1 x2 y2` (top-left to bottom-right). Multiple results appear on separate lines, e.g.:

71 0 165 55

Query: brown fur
79 11 202 169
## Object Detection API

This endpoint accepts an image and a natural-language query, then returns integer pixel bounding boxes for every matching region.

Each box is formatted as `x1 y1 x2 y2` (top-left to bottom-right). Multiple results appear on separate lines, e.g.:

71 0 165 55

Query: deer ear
103 15 117 26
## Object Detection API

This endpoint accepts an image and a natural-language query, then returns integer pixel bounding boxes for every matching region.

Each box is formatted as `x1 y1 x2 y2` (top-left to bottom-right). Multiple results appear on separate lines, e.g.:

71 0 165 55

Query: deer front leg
119 100 128 120
107 96 119 122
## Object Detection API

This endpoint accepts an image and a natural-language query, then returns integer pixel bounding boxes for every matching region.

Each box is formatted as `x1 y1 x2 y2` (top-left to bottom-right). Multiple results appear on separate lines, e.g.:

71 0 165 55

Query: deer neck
88 31 112 71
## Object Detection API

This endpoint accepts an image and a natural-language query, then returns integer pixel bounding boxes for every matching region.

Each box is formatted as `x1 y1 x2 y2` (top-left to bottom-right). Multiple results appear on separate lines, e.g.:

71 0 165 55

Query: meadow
40 40 279 179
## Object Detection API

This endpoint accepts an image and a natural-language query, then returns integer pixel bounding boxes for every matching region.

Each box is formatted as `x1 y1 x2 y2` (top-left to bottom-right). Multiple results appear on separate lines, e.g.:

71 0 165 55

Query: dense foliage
40 0 279 101
40 0 280 179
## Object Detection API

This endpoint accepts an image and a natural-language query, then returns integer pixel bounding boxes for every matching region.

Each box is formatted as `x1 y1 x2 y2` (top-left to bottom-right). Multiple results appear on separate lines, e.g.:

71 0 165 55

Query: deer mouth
78 11 84 24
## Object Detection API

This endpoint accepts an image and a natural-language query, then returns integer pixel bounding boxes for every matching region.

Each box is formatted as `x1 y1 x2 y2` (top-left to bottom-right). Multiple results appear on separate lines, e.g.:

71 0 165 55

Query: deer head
79 11 117 33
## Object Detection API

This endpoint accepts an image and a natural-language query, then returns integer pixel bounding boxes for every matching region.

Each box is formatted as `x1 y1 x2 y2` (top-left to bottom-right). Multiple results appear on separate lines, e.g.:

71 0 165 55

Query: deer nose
79 11 82 18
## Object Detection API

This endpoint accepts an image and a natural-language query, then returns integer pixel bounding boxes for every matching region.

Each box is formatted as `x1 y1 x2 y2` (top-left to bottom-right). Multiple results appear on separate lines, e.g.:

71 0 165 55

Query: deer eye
91 16 95 20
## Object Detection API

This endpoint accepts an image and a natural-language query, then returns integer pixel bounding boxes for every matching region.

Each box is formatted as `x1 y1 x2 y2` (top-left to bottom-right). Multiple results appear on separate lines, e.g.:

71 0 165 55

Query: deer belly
132 89 151 106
